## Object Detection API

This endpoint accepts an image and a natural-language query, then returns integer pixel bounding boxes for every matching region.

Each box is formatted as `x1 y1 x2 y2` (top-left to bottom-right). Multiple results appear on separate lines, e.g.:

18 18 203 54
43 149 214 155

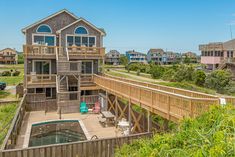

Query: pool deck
15 111 122 149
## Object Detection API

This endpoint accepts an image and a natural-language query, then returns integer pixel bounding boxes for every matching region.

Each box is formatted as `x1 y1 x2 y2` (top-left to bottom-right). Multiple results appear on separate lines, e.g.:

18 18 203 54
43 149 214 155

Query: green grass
0 91 11 99
0 76 23 85
0 64 24 85
156 81 217 95
0 103 18 145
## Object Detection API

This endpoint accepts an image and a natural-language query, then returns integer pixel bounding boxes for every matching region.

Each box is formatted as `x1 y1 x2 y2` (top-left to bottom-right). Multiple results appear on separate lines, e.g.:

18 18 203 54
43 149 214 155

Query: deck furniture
101 111 115 127
92 102 101 113
80 102 88 113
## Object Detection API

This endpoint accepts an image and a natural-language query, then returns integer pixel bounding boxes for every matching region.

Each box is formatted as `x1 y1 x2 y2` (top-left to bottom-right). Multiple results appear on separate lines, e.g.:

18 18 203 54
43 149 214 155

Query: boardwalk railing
103 74 218 99
94 75 221 122
0 132 152 157
1 94 26 150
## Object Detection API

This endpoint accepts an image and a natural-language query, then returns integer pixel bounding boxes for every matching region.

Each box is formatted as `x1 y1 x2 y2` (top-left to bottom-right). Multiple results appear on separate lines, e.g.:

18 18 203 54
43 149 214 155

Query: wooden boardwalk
94 74 235 122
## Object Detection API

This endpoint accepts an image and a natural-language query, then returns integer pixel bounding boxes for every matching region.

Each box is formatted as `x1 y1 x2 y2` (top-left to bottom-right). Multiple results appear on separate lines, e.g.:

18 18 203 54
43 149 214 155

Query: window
46 88 52 98
66 36 96 47
33 35 55 46
82 61 92 74
36 88 44 93
36 25 52 33
75 26 88 34
33 60 50 74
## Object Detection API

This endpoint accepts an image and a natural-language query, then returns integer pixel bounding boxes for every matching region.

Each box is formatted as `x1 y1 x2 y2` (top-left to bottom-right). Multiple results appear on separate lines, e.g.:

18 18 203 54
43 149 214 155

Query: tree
183 56 191 64
120 56 128 66
150 65 165 79
205 70 232 93
173 64 194 82
17 53 24 64
193 70 206 86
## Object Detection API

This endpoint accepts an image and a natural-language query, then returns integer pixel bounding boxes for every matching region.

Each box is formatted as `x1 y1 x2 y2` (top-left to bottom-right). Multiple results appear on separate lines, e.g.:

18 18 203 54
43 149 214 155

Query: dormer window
74 26 88 35
36 24 52 33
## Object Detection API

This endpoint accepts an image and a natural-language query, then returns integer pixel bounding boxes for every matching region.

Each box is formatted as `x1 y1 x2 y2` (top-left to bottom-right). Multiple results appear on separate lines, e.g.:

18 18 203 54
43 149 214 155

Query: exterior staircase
56 48 81 114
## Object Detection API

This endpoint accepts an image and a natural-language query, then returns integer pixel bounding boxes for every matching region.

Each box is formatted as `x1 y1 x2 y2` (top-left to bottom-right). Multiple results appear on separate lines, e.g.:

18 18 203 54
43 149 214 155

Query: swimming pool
29 120 87 147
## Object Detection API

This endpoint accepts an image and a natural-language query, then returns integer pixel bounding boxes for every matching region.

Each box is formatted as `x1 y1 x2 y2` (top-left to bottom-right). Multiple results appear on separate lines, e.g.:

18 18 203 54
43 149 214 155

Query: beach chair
92 102 101 113
80 102 88 113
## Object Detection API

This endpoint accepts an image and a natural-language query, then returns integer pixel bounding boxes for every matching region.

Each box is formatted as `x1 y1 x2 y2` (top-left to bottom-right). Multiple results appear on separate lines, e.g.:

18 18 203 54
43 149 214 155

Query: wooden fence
1 94 26 150
0 132 152 157
94 75 221 122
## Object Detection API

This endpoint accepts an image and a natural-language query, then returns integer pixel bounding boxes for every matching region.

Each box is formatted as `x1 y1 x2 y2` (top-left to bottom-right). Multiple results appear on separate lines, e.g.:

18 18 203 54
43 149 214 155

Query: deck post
115 95 118 127
147 110 152 132
128 99 132 134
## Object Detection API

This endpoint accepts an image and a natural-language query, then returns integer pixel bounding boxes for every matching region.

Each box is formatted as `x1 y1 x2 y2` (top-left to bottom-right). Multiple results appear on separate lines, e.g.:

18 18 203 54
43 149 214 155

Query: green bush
193 70 206 86
12 70 20 76
162 69 176 81
205 70 232 94
1 71 11 76
173 64 194 82
136 69 140 76
116 105 235 157
150 65 165 79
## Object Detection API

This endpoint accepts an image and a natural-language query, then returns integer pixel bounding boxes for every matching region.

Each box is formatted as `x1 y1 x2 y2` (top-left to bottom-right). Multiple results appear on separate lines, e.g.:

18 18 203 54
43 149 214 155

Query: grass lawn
0 103 18 145
0 64 24 85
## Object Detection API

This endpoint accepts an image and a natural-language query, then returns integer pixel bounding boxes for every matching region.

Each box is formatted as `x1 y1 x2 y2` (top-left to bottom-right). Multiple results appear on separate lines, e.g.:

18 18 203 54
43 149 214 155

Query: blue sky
0 0 235 54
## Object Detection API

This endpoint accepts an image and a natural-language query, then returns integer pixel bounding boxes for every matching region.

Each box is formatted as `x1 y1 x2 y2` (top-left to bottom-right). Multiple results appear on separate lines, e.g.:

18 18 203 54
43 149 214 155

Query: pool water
29 120 87 147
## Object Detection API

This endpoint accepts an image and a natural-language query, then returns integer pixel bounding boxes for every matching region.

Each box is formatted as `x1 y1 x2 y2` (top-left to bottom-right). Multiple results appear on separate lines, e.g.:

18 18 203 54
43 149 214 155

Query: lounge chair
80 102 88 113
92 102 101 113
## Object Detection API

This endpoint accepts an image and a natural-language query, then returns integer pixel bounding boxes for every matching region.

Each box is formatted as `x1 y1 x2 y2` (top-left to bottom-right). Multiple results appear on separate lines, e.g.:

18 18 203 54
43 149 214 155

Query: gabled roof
0 48 17 54
56 18 106 36
21 9 78 34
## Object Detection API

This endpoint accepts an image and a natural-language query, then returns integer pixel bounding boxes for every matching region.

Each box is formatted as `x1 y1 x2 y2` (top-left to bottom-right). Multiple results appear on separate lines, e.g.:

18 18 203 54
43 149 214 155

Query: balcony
24 45 105 59
26 74 56 88
67 46 105 59
23 45 57 59
57 61 82 75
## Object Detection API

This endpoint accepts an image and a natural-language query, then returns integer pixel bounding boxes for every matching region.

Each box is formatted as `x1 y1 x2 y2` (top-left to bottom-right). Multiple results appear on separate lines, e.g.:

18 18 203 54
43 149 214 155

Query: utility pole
230 25 233 39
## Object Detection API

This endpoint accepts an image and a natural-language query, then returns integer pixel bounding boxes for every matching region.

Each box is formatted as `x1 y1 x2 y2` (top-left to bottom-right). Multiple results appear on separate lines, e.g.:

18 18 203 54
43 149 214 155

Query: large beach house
0 48 18 64
22 9 106 113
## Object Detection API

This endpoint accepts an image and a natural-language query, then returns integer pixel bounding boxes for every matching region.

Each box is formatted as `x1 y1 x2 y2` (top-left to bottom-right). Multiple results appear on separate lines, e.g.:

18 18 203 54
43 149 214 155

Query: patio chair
80 102 88 113
92 102 101 114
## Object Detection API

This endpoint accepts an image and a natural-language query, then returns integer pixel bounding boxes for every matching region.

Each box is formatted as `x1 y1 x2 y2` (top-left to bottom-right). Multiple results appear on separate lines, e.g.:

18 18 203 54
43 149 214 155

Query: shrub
116 105 235 157
1 71 11 76
173 64 194 82
12 70 21 76
205 70 232 93
162 69 176 81
150 65 165 79
193 70 206 86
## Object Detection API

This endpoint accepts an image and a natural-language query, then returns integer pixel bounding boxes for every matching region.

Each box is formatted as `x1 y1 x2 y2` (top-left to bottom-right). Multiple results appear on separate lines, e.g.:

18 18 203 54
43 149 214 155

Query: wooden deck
15 111 121 149
94 74 235 122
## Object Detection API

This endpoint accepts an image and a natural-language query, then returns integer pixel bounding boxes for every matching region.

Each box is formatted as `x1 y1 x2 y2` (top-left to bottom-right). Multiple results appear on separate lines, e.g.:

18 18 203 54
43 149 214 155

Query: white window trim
65 34 96 47
32 33 56 46
36 24 52 34
74 26 89 35
32 60 51 75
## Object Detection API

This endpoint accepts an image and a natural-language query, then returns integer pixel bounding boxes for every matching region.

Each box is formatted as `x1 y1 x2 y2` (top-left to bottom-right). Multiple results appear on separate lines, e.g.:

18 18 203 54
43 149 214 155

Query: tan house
182 51 197 63
105 50 121 65
0 48 18 64
22 9 106 113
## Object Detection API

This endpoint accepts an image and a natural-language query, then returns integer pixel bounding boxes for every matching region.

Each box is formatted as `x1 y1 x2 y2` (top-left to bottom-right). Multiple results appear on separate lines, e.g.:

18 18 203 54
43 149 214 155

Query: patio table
101 111 115 127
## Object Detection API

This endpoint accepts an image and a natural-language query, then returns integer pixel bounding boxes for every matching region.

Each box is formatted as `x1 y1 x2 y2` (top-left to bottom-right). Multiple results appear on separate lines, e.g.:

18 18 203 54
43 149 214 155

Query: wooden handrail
94 75 220 122
1 94 26 150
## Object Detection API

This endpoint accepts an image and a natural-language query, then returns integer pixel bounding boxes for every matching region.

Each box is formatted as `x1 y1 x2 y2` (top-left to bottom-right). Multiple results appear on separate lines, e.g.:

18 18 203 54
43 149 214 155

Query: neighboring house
0 48 18 64
126 50 147 63
22 9 106 113
147 49 180 64
199 39 235 70
105 50 120 65
147 49 164 64
182 51 197 63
